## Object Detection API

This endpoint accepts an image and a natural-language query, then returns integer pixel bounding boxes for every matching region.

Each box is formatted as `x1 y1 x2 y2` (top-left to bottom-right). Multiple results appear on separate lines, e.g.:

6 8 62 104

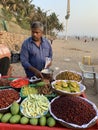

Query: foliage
0 0 64 36
1 8 13 21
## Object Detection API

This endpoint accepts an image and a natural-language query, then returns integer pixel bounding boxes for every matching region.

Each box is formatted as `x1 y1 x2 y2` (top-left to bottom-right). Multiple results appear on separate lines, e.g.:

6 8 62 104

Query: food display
0 88 21 113
49 95 98 129
0 100 56 127
37 83 52 95
0 73 98 129
51 80 86 96
55 70 82 82
20 94 50 118
0 78 11 86
20 85 38 98
30 79 53 96
20 80 53 99
10 78 29 88
0 78 13 89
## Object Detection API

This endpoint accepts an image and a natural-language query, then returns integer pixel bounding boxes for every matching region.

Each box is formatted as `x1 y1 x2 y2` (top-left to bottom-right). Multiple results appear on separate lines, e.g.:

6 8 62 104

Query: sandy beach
11 37 98 108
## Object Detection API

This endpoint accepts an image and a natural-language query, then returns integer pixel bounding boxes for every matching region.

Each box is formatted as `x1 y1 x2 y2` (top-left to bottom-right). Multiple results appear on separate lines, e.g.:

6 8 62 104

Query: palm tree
47 13 64 35
0 0 64 36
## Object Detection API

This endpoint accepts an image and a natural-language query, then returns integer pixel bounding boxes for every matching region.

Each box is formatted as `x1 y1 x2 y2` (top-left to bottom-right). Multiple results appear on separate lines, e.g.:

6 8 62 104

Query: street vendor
20 21 53 79
0 44 12 76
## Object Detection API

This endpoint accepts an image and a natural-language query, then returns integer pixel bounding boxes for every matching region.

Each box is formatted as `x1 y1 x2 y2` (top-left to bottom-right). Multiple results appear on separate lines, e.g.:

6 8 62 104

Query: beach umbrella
65 0 70 40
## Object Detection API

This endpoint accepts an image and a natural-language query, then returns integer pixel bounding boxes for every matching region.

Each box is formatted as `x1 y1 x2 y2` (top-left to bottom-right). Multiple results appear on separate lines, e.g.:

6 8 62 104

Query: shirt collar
29 37 45 43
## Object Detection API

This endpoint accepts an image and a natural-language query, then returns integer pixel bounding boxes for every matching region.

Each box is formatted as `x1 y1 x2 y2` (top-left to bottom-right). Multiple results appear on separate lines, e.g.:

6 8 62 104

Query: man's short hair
30 21 44 32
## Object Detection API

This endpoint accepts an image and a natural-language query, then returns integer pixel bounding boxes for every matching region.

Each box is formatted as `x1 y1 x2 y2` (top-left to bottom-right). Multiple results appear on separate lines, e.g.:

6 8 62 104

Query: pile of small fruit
0 101 56 127
53 80 80 93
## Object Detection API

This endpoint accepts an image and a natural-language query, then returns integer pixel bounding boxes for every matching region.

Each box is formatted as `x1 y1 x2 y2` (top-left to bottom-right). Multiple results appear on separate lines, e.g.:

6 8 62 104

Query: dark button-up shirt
20 37 53 78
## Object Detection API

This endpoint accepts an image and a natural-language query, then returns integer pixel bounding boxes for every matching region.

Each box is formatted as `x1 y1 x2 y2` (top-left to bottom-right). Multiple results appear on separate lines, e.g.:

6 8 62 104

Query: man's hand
34 69 44 79
29 66 43 79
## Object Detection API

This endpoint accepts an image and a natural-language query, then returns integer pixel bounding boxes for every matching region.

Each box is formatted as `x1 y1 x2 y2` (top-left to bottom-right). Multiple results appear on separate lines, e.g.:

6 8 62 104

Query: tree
0 0 64 36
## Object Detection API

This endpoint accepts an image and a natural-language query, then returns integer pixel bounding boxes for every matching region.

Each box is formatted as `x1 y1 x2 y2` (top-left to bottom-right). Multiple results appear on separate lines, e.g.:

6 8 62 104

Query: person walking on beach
20 21 53 79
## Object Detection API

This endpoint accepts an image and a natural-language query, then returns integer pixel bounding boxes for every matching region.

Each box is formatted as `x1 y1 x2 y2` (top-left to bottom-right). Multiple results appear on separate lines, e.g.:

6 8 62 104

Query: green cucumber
30 84 37 87
36 81 46 87
30 81 46 88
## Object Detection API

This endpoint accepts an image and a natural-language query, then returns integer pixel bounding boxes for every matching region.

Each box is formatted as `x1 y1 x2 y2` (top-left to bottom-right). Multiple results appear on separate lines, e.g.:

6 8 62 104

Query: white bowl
54 70 82 83
20 94 50 118
51 80 86 96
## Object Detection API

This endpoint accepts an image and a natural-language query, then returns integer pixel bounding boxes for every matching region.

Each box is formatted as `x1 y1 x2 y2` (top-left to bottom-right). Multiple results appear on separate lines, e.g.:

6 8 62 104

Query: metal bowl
41 69 54 81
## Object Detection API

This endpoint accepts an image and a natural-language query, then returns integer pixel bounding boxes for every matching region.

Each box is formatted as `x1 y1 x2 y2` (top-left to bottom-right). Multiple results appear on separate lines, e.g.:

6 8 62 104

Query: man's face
31 28 43 41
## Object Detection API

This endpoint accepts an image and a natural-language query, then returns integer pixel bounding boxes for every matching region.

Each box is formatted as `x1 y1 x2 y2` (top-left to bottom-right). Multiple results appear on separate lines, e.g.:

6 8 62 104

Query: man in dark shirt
20 21 53 78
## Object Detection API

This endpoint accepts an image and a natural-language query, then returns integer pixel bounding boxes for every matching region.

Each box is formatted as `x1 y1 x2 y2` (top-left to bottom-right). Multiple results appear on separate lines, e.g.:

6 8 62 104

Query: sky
33 0 98 37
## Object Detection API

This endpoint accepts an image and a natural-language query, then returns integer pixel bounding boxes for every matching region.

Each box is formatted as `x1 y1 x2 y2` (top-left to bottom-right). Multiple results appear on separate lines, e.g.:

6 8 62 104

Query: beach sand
11 37 98 107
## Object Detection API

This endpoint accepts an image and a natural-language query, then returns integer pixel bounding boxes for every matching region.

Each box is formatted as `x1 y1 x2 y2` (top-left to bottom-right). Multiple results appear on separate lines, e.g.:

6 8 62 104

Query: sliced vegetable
10 78 29 88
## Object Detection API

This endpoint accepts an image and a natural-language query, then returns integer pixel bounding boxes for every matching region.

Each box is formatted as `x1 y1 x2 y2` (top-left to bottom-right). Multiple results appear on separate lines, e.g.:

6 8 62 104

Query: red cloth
0 122 98 130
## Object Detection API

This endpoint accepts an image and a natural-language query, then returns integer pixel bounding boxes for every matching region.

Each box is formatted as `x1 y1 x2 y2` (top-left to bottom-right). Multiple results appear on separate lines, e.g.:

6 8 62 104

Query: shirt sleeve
48 40 53 60
20 40 32 69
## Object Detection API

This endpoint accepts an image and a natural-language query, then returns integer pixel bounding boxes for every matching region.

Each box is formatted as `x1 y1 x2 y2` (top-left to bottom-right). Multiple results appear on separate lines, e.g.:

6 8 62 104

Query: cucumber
36 81 46 87
30 84 37 87
30 81 46 88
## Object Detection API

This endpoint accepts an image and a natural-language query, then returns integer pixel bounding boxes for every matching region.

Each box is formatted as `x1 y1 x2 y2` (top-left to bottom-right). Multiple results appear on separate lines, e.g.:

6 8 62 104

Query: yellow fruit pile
53 80 80 93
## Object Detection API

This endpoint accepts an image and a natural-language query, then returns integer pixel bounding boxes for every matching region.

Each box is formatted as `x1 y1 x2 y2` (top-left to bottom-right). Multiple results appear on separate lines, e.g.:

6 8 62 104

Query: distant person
92 37 94 41
50 39 53 44
84 39 87 42
0 44 12 76
20 21 53 79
